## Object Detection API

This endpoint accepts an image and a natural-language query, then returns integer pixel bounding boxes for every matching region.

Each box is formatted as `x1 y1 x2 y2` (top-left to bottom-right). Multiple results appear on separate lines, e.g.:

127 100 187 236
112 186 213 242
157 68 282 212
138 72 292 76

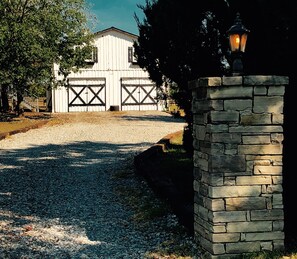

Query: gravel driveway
0 111 200 258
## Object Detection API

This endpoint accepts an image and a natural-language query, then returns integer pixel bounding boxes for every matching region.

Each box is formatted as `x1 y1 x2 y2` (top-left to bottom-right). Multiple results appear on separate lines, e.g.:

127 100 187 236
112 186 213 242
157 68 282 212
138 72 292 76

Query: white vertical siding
52 86 68 113
52 28 160 112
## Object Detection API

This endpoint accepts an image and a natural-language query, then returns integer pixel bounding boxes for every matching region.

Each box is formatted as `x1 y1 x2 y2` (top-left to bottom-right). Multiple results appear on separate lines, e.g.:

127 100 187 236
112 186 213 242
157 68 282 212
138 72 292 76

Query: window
128 47 137 64
85 46 98 64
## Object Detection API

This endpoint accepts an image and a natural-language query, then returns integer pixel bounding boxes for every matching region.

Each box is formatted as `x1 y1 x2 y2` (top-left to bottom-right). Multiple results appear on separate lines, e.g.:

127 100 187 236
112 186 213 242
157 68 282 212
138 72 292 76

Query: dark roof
94 27 138 39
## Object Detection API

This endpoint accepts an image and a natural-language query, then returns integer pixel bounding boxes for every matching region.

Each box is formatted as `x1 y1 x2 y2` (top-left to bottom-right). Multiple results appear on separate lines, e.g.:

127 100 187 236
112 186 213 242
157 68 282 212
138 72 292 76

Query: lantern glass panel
229 34 240 52
240 33 248 52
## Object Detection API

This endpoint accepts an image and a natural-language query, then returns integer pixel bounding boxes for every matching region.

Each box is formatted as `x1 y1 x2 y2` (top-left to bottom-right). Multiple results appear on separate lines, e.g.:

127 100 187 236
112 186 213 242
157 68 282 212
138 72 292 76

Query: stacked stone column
189 75 288 258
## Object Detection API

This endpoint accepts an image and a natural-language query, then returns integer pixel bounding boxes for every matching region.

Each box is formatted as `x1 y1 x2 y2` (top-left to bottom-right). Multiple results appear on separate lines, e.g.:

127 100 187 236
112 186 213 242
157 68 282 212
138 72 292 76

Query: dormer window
128 47 137 64
85 46 98 64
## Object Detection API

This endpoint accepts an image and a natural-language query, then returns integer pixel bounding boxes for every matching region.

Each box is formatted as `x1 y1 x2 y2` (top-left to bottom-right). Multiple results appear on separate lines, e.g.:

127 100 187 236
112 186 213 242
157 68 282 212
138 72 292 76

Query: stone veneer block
273 221 284 231
243 75 289 86
210 155 246 173
224 99 252 111
251 209 284 220
272 114 284 124
208 86 253 99
199 77 222 87
254 96 284 114
226 242 261 253
190 75 287 258
225 197 267 210
244 231 284 241
236 175 272 185
227 221 272 232
206 124 229 133
194 99 224 111
240 113 271 125
204 197 225 211
222 76 243 85
210 111 239 123
212 133 241 143
211 211 247 223
195 218 226 233
199 236 226 254
254 165 282 175
268 86 285 96
238 144 283 155
254 86 267 95
212 233 240 243
242 135 271 144
230 125 283 133
209 186 261 198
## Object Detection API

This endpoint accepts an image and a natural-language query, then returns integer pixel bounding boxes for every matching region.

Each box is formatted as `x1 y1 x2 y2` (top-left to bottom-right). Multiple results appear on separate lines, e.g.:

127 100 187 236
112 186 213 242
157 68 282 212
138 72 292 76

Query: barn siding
52 86 68 113
51 28 161 113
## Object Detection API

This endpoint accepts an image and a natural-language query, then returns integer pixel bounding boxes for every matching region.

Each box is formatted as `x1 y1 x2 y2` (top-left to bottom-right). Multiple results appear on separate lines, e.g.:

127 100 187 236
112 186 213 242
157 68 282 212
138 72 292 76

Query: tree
135 0 296 243
0 0 94 113
134 0 293 146
134 0 231 153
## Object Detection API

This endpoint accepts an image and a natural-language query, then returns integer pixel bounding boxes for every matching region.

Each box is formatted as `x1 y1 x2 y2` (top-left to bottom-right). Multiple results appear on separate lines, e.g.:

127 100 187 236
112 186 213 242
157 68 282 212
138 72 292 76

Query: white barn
49 27 163 113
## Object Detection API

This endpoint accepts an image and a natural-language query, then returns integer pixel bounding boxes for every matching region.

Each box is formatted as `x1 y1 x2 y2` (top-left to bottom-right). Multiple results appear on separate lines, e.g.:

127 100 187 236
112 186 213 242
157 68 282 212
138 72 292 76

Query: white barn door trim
120 77 158 111
68 78 106 112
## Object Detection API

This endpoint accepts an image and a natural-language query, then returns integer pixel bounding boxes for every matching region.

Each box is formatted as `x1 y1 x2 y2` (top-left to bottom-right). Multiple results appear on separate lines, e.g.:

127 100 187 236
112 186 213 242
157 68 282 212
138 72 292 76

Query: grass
157 144 194 213
113 162 200 259
0 111 54 134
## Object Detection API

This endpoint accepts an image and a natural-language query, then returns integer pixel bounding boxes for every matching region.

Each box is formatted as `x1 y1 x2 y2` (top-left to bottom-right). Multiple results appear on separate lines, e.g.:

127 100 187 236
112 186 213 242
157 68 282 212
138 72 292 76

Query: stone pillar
189 75 288 258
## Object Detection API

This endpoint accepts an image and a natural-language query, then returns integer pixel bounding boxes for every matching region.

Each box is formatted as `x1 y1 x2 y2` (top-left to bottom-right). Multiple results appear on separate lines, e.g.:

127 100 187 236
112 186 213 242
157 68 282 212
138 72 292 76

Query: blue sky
86 0 147 35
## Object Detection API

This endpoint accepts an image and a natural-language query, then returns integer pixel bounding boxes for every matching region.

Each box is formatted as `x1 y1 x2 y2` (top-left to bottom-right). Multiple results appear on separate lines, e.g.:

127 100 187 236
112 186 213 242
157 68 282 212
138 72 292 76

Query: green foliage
134 0 230 153
134 0 229 115
27 83 46 97
0 0 94 109
134 0 293 109
134 0 293 155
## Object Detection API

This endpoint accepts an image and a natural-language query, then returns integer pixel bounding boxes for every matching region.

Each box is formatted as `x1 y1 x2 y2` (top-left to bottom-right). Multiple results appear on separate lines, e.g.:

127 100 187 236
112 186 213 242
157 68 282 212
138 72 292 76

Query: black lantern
227 12 250 75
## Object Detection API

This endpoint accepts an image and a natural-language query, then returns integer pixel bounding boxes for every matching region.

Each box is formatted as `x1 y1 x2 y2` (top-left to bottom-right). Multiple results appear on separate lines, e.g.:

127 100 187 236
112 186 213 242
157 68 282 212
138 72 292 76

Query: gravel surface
0 111 201 258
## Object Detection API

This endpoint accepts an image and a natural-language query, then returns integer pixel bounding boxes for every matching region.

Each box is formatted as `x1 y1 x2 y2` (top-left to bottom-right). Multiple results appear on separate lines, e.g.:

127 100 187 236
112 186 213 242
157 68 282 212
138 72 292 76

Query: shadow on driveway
0 140 161 257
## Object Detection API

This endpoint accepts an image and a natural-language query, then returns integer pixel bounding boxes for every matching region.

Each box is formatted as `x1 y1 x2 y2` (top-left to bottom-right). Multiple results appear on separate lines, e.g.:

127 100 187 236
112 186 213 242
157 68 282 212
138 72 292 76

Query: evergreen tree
135 0 295 242
134 0 230 153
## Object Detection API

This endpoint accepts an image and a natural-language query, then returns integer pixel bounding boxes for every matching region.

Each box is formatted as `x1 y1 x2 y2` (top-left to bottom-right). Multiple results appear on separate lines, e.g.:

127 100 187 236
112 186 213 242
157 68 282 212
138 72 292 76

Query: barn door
68 79 106 112
121 78 158 111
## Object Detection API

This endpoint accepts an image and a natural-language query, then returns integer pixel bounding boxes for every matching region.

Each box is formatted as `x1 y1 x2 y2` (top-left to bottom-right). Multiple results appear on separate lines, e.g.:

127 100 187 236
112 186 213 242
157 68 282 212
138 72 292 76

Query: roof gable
94 27 138 40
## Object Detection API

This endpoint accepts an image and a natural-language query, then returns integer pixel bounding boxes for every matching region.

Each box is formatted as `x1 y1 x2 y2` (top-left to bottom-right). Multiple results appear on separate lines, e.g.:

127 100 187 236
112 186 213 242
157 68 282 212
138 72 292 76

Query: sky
86 0 147 35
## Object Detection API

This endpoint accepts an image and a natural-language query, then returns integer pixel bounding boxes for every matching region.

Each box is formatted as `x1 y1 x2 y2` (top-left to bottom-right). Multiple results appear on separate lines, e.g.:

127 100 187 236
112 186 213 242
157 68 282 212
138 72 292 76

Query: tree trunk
16 91 24 116
1 85 9 112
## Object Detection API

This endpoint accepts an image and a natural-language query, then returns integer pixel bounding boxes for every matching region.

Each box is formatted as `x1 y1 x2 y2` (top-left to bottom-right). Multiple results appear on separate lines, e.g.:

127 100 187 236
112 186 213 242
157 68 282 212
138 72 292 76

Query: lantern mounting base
232 52 244 76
